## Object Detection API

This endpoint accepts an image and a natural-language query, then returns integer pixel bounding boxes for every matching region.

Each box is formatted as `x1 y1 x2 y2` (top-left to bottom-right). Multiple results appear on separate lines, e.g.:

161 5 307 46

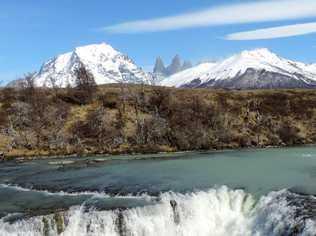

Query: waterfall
0 186 315 236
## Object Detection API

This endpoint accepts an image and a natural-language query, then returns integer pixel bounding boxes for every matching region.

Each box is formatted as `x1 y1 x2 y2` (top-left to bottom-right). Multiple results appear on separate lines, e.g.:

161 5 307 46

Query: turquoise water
0 147 316 235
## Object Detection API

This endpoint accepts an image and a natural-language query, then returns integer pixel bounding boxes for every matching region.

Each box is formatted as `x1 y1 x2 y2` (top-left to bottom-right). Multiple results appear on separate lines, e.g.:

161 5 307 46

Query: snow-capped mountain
161 48 316 89
160 62 217 87
33 43 152 87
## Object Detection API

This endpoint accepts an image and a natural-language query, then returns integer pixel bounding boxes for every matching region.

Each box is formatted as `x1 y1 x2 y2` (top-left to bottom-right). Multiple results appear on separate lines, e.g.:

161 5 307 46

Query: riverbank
1 85 316 160
3 143 316 163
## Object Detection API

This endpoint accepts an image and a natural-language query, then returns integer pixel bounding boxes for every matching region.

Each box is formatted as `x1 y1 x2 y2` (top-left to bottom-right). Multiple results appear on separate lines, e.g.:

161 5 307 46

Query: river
0 147 316 235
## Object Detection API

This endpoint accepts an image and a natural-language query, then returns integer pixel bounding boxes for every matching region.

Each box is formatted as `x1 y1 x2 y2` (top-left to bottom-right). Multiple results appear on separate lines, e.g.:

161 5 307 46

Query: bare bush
70 107 121 152
6 101 34 149
277 122 302 145
98 92 119 109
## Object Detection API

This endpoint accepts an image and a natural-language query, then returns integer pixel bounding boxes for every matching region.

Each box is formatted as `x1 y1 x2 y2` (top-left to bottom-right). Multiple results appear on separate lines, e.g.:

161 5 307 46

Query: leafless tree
48 76 59 99
18 72 37 103
73 64 96 104
6 102 33 149
75 64 96 89
118 81 127 114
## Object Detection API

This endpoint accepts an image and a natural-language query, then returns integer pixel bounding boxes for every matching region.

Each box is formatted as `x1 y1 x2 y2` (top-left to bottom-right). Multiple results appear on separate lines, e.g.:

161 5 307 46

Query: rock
170 200 180 224
54 212 65 234
115 210 127 236
0 152 5 162
153 57 166 75
166 55 182 76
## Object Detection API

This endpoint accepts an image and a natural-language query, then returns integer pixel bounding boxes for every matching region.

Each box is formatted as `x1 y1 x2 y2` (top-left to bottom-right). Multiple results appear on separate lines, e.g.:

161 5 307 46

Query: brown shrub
70 107 122 151
98 92 119 109
277 123 302 145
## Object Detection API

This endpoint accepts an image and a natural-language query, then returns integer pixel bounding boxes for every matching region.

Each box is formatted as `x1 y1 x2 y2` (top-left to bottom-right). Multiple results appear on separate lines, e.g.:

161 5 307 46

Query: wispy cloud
102 0 316 33
226 22 316 40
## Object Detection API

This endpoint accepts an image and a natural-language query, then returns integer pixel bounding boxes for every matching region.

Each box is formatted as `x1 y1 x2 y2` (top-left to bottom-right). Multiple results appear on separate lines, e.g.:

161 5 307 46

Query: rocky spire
166 55 182 76
153 57 166 75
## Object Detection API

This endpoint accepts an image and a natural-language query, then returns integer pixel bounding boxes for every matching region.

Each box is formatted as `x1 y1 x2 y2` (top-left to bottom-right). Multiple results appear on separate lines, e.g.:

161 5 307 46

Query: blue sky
1 0 316 83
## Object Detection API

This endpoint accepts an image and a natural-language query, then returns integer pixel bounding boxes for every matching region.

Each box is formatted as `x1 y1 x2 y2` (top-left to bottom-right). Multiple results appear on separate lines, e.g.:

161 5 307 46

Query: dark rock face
181 78 203 88
181 68 316 89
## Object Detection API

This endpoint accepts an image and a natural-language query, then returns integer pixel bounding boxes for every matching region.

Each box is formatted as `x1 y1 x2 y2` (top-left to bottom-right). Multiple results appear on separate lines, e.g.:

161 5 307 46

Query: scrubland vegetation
1 68 316 159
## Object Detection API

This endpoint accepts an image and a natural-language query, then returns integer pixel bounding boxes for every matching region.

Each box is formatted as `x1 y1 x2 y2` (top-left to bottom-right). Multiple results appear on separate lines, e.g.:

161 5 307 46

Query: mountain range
8 43 316 89
161 48 316 89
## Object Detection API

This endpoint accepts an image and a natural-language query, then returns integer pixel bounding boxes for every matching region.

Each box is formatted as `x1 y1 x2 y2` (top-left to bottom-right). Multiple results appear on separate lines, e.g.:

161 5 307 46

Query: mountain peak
75 42 114 50
153 55 192 77
74 42 120 61
153 57 166 75
33 42 152 87
242 48 272 54
239 48 279 61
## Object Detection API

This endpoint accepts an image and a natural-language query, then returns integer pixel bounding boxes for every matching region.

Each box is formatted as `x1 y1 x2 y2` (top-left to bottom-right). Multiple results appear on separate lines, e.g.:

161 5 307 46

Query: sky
1 0 316 84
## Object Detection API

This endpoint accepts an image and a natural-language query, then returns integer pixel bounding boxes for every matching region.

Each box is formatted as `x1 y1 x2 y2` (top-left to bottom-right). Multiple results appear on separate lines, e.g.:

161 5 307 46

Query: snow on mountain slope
306 63 316 75
33 43 152 87
161 48 316 89
160 62 216 87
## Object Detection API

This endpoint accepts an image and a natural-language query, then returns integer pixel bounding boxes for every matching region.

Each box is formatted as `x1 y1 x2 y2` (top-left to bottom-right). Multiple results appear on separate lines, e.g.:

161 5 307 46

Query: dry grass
1 85 316 158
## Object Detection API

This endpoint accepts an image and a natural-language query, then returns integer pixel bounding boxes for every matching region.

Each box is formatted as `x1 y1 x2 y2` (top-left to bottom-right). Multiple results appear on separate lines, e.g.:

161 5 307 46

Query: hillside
1 83 316 159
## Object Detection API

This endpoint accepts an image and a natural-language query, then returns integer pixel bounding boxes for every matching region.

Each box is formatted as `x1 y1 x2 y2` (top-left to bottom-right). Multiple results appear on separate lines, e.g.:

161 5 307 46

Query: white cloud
103 0 316 33
226 22 316 40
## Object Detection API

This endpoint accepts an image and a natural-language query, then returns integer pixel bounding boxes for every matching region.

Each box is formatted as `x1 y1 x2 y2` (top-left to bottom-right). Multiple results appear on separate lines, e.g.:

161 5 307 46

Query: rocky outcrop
153 55 192 78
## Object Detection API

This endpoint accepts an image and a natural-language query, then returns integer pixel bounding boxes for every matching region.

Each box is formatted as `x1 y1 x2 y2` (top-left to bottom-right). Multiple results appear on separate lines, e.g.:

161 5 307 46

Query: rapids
1 147 316 235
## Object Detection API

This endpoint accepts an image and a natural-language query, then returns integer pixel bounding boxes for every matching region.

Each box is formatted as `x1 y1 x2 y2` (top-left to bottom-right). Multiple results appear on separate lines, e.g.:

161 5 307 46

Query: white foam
0 184 153 201
1 186 314 236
